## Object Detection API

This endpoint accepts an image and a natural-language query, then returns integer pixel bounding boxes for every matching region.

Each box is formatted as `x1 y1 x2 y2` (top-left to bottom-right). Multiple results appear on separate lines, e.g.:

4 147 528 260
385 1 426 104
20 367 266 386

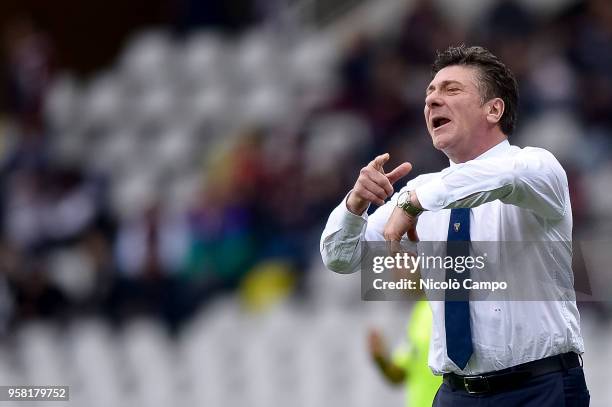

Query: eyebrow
426 80 463 95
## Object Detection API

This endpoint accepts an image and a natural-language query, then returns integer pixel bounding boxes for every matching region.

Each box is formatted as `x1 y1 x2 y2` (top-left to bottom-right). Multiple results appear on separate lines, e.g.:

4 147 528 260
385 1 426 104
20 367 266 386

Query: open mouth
432 117 451 130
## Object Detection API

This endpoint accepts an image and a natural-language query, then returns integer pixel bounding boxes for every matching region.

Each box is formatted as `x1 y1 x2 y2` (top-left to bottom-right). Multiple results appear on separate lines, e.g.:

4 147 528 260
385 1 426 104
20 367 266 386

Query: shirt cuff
341 190 369 234
414 177 449 211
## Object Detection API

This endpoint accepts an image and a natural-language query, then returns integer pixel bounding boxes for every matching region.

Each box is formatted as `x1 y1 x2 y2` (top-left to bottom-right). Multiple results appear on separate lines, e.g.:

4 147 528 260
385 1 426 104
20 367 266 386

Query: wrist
396 190 425 217
373 353 389 367
409 190 422 210
346 191 369 215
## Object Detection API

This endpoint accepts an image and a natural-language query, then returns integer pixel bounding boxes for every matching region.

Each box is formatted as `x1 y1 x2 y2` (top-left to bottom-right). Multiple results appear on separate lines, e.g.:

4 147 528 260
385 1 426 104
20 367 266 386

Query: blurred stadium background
1 0 611 405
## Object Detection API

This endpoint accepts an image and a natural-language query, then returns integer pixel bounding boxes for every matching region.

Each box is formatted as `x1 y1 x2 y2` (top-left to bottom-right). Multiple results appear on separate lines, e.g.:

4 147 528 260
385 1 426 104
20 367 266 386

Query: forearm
320 195 368 274
414 149 567 219
320 192 396 273
372 354 407 384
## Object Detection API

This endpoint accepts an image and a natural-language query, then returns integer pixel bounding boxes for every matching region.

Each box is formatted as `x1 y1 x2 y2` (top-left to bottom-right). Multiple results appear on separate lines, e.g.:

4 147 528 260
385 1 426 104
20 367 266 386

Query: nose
425 91 443 109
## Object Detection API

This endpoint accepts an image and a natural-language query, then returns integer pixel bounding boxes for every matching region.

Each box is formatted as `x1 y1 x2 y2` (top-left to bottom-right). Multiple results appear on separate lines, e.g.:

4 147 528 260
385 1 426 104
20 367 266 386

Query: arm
415 147 568 219
320 190 397 273
368 328 407 385
320 154 415 274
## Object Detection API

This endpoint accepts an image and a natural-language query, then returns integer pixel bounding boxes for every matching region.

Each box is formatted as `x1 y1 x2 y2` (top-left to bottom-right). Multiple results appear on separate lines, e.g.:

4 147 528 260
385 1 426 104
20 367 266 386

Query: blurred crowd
1 0 612 335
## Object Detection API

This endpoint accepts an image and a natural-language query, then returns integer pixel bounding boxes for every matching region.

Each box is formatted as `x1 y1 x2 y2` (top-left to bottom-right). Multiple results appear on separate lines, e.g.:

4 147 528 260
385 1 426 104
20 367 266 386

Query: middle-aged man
320 45 590 406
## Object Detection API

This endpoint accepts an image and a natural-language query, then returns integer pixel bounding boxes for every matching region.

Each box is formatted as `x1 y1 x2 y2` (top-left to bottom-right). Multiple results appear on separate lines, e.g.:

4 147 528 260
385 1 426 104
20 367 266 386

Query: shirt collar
449 139 511 166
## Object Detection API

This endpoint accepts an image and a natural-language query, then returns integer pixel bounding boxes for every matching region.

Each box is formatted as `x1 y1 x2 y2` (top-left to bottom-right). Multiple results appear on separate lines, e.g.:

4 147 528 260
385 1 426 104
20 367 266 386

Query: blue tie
445 208 473 370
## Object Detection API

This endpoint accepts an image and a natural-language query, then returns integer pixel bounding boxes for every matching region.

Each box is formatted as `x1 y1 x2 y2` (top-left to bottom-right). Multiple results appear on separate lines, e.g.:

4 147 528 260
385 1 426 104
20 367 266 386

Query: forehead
427 65 480 91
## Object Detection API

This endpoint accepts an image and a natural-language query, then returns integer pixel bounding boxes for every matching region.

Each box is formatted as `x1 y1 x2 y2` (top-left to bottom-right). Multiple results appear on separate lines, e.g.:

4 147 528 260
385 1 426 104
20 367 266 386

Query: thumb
372 153 390 172
385 162 413 185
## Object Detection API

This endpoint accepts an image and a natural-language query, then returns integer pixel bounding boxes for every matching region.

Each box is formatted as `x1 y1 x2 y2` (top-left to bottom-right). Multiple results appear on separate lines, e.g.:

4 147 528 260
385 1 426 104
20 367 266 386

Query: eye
447 88 460 93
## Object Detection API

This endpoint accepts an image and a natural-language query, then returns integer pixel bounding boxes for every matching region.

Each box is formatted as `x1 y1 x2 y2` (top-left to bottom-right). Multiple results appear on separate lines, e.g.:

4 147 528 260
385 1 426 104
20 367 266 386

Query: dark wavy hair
432 45 519 135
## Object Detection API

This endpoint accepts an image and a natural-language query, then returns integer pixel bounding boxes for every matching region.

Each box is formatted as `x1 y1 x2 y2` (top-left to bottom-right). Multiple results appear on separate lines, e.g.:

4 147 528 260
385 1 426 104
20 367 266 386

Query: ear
485 98 505 125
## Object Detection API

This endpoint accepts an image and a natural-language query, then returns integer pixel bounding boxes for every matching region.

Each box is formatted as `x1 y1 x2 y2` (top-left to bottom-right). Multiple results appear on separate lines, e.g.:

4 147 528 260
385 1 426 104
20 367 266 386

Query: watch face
397 191 409 207
397 190 422 216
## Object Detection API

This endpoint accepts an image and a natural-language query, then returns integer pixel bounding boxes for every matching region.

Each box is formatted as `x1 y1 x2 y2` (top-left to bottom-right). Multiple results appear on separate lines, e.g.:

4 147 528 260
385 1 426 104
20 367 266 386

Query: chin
432 133 451 151
434 124 461 144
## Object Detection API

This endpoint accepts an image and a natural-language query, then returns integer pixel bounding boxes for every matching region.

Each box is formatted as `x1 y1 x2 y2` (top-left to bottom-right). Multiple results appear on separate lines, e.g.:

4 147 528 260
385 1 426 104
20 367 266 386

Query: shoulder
512 145 560 163
518 145 560 160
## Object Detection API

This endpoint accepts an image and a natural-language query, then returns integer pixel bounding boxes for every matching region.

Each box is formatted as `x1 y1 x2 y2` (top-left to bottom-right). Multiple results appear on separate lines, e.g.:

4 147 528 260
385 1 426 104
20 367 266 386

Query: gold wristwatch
396 190 424 217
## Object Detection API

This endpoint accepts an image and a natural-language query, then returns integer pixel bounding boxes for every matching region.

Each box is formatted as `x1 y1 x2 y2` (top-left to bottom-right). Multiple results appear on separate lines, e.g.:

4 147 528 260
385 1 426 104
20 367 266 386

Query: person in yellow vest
368 301 441 407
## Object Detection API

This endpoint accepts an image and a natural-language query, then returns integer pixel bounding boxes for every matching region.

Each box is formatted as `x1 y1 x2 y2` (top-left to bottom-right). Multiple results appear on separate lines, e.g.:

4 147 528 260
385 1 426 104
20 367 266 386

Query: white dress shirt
320 139 585 375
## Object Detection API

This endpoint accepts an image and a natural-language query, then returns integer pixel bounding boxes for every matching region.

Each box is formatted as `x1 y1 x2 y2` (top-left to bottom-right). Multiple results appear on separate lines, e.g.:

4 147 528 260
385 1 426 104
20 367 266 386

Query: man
320 45 590 406
368 300 442 407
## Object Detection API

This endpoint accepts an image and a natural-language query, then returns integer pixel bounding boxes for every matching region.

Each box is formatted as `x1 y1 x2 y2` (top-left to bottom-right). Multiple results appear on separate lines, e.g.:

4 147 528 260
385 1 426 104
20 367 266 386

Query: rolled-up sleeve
414 147 568 220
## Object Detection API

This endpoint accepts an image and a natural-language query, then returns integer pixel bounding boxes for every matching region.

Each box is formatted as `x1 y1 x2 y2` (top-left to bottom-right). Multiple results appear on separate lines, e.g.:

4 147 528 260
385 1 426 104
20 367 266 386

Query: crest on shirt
454 222 461 232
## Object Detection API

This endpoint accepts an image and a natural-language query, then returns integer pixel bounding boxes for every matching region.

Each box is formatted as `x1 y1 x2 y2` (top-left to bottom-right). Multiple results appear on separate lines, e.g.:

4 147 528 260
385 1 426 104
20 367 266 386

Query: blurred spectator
2 15 56 133
397 0 463 66
8 255 69 322
110 201 189 330
368 301 441 407
563 0 612 128
335 32 375 111
2 166 102 252
474 0 539 124
174 0 258 33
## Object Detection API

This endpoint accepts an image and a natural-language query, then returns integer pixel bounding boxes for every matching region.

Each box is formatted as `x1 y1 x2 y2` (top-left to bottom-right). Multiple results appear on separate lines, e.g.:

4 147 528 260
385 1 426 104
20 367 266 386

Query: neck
447 130 507 163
